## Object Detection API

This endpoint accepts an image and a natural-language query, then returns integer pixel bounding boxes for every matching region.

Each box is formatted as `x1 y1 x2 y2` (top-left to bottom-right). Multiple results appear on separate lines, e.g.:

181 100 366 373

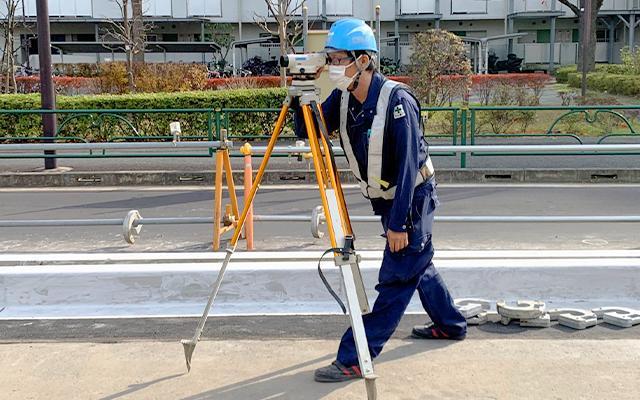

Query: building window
325 0 353 16
187 0 222 17
74 34 96 42
451 0 487 14
400 0 436 14
143 0 173 17
387 32 411 46
536 30 550 44
595 29 619 43
556 30 572 43
162 34 179 42
194 33 214 42
22 0 92 17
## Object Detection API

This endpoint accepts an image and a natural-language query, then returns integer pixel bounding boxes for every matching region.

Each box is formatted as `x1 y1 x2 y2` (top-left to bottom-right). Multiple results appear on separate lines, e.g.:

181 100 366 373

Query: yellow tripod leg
310 101 369 315
223 149 241 236
212 149 224 251
181 102 290 372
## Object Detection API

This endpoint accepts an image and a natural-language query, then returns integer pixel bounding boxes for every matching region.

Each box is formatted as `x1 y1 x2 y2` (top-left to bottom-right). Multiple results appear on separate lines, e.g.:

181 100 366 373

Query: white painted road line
4 258 640 275
2 183 640 192
2 250 640 264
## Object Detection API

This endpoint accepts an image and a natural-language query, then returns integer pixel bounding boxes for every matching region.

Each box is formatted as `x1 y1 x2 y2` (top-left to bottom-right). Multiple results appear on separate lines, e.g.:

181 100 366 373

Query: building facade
1 0 639 70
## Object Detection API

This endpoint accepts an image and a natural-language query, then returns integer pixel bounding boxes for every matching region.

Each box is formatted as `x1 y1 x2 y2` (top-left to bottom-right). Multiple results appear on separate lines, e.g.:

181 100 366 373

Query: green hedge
0 88 288 141
555 64 634 83
567 72 640 96
555 65 577 83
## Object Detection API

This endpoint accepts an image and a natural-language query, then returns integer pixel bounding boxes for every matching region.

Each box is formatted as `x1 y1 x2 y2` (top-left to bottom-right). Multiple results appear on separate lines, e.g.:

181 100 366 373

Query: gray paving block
548 308 592 322
602 311 640 328
520 313 551 328
497 300 545 320
592 307 639 319
557 312 598 330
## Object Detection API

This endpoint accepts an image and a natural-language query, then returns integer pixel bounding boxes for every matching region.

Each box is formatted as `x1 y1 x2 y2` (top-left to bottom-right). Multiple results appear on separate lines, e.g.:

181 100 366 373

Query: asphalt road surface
1 184 639 252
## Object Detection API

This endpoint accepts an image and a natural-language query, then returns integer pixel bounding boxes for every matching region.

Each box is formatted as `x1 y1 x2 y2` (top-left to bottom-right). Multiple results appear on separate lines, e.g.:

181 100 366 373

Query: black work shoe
314 361 363 382
412 324 466 340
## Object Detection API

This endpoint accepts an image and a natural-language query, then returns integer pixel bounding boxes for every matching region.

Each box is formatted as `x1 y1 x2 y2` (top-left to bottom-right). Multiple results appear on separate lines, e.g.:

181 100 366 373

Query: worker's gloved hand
386 229 408 253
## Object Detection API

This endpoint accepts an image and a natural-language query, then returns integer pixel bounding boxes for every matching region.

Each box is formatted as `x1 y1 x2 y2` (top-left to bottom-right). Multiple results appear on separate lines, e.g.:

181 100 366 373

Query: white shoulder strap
339 90 364 187
367 79 401 191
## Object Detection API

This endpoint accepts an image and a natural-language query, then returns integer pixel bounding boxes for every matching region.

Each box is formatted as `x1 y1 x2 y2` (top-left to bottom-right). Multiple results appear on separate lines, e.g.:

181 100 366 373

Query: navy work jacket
294 72 429 233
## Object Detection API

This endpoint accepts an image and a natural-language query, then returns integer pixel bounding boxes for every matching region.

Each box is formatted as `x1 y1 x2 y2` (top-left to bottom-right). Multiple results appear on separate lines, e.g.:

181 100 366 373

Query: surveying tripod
181 79 378 399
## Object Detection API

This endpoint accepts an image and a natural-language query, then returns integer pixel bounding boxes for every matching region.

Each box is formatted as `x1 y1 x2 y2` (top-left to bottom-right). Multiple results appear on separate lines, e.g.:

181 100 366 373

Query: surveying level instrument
181 58 378 399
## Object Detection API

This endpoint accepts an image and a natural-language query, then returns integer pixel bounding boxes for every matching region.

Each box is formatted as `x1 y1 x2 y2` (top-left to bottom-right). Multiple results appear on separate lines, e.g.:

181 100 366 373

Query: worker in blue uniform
294 18 467 382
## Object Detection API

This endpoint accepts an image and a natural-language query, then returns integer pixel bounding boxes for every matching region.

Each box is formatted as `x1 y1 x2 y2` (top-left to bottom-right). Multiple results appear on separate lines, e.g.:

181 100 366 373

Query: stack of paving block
454 299 640 331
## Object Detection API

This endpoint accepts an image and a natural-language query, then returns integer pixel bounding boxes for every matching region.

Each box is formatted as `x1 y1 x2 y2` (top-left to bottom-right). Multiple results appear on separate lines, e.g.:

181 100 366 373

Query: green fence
1 105 639 167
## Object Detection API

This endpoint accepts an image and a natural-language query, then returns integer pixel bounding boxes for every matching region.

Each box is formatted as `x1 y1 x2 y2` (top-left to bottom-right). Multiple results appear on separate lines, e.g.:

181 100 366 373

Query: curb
3 168 640 187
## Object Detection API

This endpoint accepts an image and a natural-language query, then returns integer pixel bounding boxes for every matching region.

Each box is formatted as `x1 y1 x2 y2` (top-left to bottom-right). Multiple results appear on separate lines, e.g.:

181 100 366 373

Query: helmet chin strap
347 53 371 92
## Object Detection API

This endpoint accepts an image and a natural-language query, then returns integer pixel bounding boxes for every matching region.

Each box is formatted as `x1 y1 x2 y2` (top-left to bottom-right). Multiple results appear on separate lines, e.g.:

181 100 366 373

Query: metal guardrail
0 141 225 151
3 141 640 156
2 105 639 166
1 208 639 245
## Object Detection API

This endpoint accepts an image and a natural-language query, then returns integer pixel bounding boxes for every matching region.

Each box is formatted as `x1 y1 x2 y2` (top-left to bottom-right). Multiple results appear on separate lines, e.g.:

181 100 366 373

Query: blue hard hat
325 18 378 53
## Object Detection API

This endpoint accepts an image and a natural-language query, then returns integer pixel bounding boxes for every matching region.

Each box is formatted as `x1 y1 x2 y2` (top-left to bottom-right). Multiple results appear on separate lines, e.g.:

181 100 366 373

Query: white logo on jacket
393 104 406 119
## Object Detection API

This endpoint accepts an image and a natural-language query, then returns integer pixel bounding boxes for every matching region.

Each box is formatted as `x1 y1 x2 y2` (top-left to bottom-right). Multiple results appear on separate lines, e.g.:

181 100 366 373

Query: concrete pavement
1 338 638 400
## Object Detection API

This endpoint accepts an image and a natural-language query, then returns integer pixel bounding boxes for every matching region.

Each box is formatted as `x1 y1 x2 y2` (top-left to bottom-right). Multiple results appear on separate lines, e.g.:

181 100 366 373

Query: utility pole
36 0 57 169
580 0 592 97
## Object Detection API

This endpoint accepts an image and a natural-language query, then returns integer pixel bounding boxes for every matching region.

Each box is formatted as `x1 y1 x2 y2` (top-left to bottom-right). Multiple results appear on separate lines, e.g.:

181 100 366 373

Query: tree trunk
576 1 599 73
122 0 135 92
1 1 18 94
278 18 287 87
131 0 145 63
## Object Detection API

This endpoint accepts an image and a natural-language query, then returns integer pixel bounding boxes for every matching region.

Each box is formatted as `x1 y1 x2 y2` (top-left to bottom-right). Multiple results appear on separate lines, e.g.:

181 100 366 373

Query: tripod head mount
287 80 321 105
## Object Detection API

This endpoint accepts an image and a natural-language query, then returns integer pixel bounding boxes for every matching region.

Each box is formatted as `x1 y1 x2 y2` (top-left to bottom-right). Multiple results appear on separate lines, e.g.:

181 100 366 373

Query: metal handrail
244 143 640 155
3 142 640 155
0 141 225 151
2 214 639 228
2 210 639 245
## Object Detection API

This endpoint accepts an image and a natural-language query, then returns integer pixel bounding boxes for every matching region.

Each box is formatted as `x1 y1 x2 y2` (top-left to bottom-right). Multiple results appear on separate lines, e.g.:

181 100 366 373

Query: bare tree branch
1 0 21 93
253 0 305 85
100 0 153 91
557 0 580 17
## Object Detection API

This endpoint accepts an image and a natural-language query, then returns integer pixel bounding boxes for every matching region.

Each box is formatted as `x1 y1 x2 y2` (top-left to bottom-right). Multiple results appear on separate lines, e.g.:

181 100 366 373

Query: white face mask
328 62 356 91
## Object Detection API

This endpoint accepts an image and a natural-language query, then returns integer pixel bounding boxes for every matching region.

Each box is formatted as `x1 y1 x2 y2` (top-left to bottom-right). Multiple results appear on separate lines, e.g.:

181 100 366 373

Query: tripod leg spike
181 339 196 372
365 378 378 400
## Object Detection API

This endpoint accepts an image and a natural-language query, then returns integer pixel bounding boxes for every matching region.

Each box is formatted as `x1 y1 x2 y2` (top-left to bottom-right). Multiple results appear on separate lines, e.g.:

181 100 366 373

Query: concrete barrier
3 168 640 187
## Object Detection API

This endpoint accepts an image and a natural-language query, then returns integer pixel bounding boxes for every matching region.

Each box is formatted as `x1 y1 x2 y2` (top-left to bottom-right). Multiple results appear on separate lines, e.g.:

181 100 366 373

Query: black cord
317 247 347 314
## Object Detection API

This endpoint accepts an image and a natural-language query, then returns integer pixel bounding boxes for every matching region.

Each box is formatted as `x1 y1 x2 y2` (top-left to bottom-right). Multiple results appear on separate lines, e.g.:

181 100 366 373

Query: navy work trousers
336 181 467 367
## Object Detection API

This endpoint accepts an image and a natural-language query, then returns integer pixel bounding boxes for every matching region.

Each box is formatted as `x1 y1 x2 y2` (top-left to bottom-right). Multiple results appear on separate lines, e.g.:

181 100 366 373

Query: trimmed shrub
205 76 290 90
53 63 101 77
16 76 101 96
0 88 287 141
471 74 551 105
567 72 640 96
557 64 632 83
555 65 577 83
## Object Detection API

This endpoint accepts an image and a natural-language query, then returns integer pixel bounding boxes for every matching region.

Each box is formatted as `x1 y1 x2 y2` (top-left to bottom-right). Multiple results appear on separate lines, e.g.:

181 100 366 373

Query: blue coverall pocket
405 183 437 253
